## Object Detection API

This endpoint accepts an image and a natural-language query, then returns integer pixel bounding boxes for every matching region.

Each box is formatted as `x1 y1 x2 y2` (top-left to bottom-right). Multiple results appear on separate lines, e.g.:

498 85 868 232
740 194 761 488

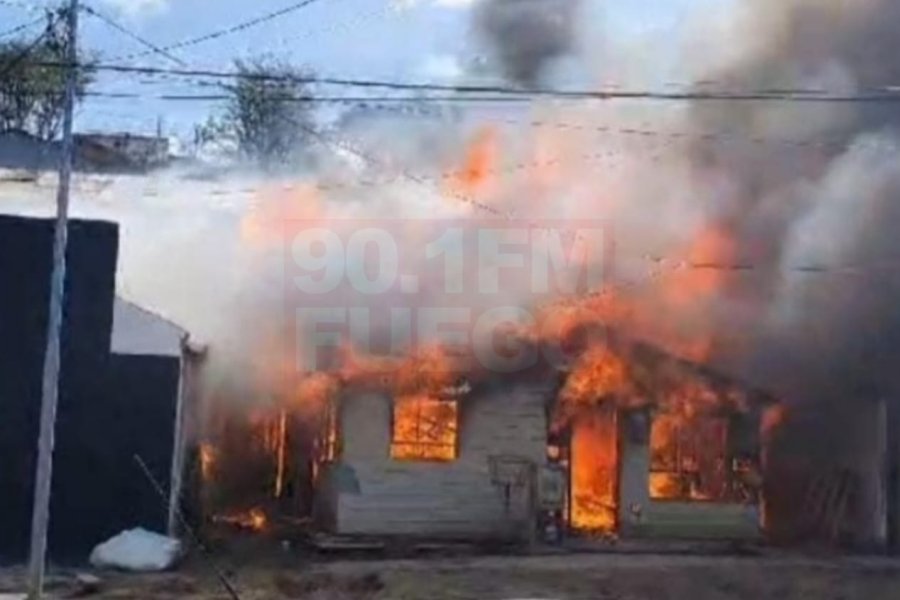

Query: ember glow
199 443 216 482
213 507 268 532
274 409 288 499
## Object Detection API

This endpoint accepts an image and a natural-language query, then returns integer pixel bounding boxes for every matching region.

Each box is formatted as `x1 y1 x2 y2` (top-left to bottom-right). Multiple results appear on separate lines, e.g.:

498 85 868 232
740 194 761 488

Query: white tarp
89 528 182 572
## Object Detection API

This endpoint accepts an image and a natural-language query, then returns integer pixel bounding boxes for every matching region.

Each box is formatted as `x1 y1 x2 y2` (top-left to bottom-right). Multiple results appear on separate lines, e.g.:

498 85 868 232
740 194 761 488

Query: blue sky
1 0 722 136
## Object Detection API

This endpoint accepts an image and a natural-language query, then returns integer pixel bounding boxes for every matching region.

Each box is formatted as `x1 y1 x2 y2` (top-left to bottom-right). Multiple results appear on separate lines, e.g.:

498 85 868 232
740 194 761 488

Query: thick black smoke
685 0 900 541
474 0 582 86
684 0 900 405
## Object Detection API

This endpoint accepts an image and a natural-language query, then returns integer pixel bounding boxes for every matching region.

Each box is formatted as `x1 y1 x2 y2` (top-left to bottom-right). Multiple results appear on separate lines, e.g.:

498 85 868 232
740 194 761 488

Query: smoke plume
677 0 900 405
474 0 583 85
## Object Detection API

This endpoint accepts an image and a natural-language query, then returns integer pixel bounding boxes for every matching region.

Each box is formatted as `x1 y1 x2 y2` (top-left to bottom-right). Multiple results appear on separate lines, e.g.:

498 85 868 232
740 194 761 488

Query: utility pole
27 1 79 598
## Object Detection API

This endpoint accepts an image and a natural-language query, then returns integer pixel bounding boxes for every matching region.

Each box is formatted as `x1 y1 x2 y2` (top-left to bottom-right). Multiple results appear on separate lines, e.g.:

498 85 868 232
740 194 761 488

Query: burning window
391 395 459 461
649 413 730 502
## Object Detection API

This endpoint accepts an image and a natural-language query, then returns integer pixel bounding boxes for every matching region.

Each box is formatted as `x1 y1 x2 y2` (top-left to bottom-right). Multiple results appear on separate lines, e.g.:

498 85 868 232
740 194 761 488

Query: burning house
194 323 777 546
298 334 771 543
20 0 898 558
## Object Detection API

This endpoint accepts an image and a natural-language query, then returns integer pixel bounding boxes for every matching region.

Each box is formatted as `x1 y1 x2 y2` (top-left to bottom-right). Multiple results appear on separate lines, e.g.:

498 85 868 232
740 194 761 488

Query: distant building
0 129 58 172
74 132 170 173
0 130 171 174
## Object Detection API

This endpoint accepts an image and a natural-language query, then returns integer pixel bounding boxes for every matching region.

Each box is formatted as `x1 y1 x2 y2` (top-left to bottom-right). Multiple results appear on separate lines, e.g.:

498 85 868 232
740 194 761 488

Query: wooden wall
323 383 550 539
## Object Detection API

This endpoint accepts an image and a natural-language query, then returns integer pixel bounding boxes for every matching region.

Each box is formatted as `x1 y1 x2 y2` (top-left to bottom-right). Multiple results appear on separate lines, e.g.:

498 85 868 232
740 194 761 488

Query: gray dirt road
4 552 900 599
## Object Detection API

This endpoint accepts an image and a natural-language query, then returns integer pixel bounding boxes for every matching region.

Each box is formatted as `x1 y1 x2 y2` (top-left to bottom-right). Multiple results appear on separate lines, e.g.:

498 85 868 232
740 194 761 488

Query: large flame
570 408 618 532
202 98 759 537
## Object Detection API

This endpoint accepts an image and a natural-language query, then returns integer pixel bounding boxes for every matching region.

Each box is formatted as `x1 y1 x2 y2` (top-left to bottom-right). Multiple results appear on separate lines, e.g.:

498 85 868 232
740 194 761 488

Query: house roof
322 326 778 410
111 297 187 358
621 335 779 407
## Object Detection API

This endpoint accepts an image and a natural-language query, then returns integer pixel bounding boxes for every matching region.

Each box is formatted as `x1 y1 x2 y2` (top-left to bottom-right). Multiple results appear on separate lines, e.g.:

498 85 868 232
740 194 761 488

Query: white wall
112 297 185 357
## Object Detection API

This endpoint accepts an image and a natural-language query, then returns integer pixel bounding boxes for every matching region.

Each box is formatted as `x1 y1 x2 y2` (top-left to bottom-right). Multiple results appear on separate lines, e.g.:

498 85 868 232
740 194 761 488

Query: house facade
317 379 553 540
313 344 770 544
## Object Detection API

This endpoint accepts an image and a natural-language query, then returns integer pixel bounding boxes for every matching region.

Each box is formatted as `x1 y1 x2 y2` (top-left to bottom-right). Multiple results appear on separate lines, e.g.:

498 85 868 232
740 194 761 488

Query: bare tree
202 57 315 168
0 8 92 140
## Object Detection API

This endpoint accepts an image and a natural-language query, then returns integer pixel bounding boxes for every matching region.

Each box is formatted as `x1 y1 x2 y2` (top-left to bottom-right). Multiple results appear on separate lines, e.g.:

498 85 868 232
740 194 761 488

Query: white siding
331 385 550 539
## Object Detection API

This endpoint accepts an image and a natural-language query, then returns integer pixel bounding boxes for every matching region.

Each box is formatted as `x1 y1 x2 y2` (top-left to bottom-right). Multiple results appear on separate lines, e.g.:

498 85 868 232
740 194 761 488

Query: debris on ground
310 534 386 553
66 573 103 598
273 572 384 599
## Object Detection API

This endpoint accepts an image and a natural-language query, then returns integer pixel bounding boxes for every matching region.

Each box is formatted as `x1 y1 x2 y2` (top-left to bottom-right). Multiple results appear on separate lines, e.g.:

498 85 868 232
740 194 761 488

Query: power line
32 60 900 104
274 0 394 50
81 4 186 66
636 254 900 276
107 0 329 63
77 88 876 154
102 147 623 199
299 122 510 217
83 90 532 103
0 0 46 11
0 15 45 40
493 116 851 152
0 15 52 80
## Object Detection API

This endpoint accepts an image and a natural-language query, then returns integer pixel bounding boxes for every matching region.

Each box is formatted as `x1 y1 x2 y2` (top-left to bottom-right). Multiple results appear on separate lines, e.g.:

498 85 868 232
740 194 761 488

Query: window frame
648 412 735 504
389 394 460 462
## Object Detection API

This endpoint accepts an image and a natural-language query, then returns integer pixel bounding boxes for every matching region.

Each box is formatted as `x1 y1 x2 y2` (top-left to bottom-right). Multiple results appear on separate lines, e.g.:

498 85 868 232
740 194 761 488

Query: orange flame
570 408 618 532
274 409 288 499
649 412 729 501
199 443 216 481
447 127 500 199
213 507 268 532
390 394 459 462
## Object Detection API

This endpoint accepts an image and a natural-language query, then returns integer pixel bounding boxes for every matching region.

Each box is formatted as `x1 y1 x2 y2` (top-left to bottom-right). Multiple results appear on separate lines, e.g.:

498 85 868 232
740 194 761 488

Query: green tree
211 57 315 168
0 9 92 141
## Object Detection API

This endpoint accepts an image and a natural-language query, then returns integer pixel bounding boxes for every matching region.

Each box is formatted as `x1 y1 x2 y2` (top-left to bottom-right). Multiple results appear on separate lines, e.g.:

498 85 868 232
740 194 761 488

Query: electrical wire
0 15 52 80
0 0 46 11
76 88 877 154
0 15 45 40
82 90 533 103
106 0 329 63
81 4 186 66
32 60 900 104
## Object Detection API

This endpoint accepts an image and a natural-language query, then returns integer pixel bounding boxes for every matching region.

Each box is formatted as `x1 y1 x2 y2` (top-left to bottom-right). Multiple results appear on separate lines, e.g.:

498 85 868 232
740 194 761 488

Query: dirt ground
3 552 900 600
